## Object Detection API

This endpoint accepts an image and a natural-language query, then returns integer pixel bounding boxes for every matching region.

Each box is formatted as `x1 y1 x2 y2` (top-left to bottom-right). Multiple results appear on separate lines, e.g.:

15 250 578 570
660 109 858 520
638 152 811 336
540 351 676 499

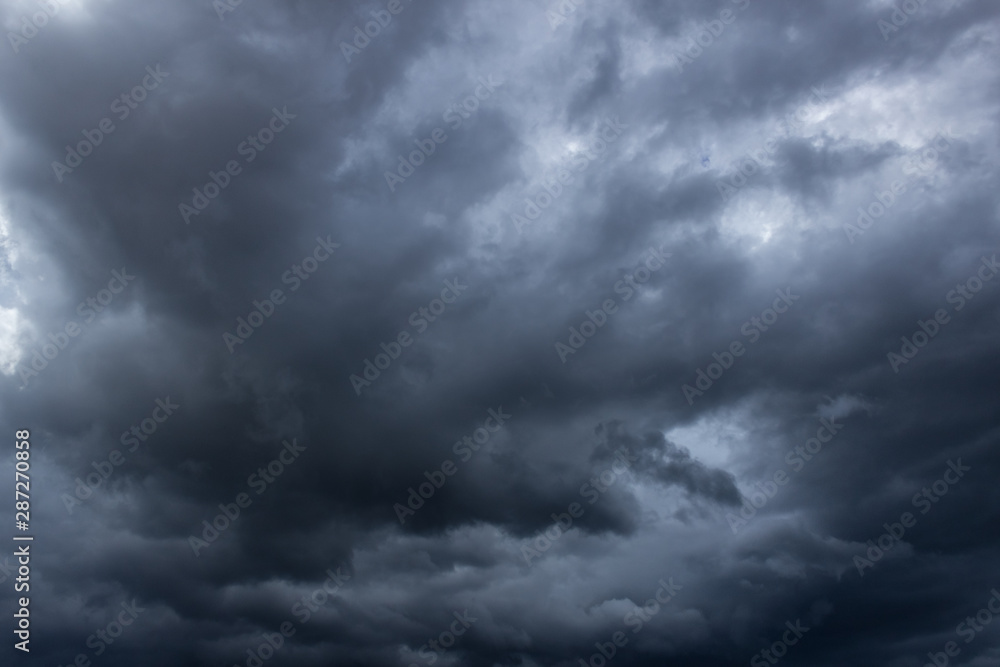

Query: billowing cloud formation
0 0 999 665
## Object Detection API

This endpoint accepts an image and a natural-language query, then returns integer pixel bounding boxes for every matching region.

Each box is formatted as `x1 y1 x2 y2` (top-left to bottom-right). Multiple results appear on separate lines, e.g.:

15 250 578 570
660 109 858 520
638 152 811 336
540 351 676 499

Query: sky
1 0 999 666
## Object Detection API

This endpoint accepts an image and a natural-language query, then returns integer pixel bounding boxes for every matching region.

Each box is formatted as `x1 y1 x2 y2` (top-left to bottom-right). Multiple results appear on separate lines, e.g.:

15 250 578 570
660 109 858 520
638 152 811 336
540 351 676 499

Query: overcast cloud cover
1 0 999 665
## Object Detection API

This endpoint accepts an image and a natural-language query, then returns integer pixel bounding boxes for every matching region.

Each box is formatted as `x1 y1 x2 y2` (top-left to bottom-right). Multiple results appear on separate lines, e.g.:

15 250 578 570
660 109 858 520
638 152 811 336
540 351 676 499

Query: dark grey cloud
0 0 999 665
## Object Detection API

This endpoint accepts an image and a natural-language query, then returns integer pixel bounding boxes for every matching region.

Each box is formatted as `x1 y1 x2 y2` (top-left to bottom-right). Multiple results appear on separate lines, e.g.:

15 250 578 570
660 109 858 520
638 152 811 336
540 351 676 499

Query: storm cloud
1 0 999 665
